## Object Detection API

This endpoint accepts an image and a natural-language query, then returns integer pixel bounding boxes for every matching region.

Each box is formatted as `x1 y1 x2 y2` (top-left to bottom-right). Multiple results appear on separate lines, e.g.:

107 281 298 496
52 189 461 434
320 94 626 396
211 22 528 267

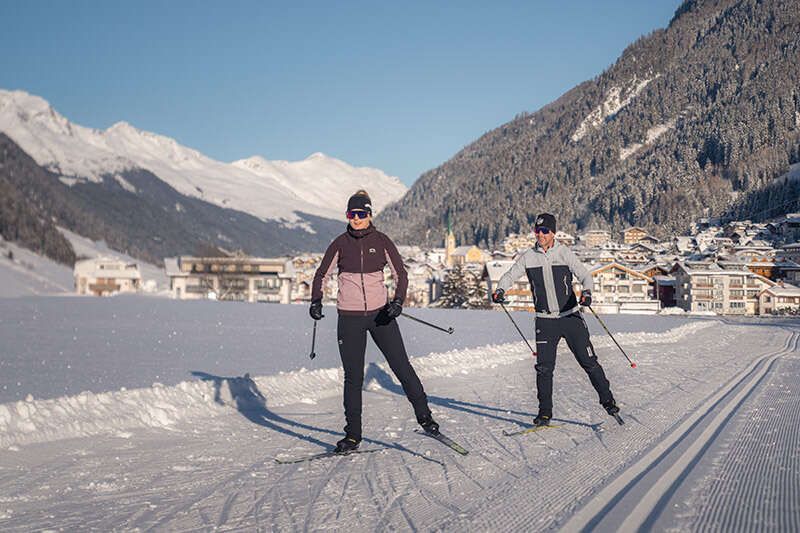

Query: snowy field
1 298 799 531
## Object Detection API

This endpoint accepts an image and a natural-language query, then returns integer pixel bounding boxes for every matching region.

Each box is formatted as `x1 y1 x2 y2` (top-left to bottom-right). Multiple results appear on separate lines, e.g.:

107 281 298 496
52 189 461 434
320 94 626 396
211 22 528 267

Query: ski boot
602 400 620 416
418 415 440 435
334 435 361 454
603 401 624 425
533 411 552 427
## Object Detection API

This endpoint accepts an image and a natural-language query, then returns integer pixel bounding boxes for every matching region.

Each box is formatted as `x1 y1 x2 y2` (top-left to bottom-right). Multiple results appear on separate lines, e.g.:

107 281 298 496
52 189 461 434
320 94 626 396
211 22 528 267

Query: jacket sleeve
311 239 339 302
383 235 408 303
563 247 593 291
497 251 529 292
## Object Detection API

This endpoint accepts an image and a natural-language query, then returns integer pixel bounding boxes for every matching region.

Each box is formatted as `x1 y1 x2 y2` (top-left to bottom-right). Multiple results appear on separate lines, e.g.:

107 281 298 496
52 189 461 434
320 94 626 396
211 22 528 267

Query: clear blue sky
1 1 680 185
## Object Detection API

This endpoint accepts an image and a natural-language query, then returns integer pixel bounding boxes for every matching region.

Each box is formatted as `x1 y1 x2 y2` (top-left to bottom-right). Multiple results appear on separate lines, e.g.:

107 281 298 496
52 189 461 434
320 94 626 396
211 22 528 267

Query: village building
779 242 800 264
554 231 576 246
588 262 660 314
758 282 800 315
403 261 443 307
74 257 141 296
622 226 648 245
164 255 293 303
502 232 537 255
449 245 489 266
482 260 534 311
653 275 677 308
774 259 800 284
580 229 612 248
672 262 775 315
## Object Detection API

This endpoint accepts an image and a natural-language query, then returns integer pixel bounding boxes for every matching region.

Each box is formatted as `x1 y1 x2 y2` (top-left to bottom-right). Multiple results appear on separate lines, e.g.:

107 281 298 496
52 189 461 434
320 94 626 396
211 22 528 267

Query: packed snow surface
0 298 798 531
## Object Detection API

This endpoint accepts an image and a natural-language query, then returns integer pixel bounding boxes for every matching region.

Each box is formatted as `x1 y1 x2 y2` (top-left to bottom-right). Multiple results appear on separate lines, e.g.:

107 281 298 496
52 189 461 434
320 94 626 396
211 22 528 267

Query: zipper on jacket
359 240 368 311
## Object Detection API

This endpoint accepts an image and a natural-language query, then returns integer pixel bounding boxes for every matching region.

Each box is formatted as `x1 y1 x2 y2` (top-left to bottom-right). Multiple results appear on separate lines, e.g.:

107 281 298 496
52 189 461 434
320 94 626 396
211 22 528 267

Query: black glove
384 298 403 320
580 290 592 307
491 288 506 304
309 299 324 320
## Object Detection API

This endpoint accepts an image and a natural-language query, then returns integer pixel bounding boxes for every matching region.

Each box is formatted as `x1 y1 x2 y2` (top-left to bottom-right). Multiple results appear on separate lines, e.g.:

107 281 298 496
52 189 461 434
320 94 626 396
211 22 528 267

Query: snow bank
0 321 713 448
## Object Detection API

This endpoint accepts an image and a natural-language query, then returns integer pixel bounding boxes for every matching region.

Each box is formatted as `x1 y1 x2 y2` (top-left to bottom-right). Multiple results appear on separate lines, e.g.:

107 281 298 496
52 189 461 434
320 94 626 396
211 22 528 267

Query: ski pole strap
499 302 536 354
400 312 454 334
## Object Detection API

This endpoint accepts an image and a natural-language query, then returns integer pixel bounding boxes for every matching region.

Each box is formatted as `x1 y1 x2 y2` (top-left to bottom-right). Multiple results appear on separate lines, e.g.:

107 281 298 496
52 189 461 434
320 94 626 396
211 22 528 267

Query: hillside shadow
190 370 440 463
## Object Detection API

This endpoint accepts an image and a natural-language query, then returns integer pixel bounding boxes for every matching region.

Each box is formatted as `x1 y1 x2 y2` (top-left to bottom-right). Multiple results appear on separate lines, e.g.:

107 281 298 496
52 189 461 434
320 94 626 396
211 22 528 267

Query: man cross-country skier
310 190 439 453
491 213 620 427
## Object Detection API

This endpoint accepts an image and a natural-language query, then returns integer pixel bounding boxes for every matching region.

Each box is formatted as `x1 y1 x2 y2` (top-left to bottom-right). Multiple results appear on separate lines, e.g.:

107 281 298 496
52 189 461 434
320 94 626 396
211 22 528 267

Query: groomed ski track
562 327 800 532
1 318 799 531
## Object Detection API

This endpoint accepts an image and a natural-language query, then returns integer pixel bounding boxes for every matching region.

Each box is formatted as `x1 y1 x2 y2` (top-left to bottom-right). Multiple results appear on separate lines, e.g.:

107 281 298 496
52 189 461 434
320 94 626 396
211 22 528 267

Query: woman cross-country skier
310 190 439 453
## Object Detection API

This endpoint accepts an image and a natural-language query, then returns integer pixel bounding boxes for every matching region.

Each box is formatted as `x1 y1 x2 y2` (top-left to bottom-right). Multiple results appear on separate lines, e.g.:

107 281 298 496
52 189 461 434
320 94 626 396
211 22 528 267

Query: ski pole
309 320 318 360
400 312 454 334
587 306 637 368
499 302 537 357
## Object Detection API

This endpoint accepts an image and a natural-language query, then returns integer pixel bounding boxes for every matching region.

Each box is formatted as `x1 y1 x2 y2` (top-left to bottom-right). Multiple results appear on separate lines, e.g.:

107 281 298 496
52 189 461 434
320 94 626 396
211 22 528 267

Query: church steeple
445 215 456 267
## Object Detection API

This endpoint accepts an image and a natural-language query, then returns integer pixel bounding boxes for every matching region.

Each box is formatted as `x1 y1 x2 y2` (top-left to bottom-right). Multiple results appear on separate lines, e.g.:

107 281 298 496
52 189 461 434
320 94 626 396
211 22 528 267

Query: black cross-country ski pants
337 311 431 440
534 313 614 415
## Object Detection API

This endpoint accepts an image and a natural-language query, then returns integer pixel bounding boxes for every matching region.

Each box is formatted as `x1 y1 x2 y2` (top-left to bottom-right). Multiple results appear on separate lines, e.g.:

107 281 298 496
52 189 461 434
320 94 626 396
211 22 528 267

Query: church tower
445 216 456 267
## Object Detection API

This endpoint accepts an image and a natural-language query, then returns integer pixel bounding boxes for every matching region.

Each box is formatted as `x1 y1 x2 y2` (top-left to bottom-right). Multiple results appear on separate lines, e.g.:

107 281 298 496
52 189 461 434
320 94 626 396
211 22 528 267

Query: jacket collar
346 223 376 239
534 241 560 254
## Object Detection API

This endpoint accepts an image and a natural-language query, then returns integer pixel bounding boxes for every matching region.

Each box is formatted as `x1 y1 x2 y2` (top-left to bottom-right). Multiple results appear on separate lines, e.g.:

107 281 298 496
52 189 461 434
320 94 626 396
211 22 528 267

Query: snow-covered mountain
0 89 407 223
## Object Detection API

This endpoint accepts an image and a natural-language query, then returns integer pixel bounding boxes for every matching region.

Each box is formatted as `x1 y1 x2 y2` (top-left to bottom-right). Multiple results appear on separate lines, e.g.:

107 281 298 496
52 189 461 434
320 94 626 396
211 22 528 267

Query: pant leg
337 314 368 439
534 317 560 415
368 315 432 422
562 314 614 406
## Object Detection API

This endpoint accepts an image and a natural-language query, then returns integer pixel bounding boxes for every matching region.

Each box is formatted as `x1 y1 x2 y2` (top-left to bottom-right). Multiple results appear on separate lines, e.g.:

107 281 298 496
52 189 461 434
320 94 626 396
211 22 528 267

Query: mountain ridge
0 89 407 224
378 0 800 247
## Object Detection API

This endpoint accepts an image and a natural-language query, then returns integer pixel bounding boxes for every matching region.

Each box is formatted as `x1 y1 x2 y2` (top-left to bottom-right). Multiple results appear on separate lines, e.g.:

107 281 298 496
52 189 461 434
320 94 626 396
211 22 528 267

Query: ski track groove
567 330 799 532
684 354 800 531
425 327 788 531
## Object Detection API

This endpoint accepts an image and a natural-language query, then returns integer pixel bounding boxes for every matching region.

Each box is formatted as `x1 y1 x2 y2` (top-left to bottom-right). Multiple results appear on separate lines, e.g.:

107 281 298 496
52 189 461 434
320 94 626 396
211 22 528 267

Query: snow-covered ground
0 299 798 531
0 239 74 298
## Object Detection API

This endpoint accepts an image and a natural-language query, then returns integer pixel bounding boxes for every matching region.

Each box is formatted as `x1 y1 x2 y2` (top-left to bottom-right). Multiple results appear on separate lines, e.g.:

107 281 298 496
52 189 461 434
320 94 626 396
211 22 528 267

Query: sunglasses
534 226 552 235
346 210 370 220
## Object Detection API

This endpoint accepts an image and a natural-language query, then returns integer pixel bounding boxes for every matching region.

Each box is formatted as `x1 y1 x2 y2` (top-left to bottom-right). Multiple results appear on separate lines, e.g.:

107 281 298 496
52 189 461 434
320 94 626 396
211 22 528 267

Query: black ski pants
337 311 431 440
534 313 614 414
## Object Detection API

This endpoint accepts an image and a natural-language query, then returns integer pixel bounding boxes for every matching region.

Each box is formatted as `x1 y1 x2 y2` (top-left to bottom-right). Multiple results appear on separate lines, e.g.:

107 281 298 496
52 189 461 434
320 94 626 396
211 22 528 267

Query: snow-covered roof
760 283 800 297
74 257 141 280
483 260 513 282
164 257 182 277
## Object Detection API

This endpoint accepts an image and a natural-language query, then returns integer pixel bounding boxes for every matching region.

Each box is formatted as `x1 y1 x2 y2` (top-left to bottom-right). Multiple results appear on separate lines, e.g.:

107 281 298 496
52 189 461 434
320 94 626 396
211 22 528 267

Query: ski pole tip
447 327 454 334
310 353 316 360
630 362 637 368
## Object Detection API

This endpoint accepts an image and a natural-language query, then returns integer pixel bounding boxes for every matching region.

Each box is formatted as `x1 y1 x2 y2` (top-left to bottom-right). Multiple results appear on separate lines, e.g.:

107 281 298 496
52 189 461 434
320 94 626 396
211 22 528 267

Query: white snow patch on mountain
572 75 659 142
619 120 675 160
0 89 407 224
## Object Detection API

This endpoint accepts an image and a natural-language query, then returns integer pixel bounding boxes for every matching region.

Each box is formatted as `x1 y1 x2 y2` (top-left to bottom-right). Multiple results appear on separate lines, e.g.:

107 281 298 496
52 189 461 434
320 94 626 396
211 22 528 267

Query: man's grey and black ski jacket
496 242 593 319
